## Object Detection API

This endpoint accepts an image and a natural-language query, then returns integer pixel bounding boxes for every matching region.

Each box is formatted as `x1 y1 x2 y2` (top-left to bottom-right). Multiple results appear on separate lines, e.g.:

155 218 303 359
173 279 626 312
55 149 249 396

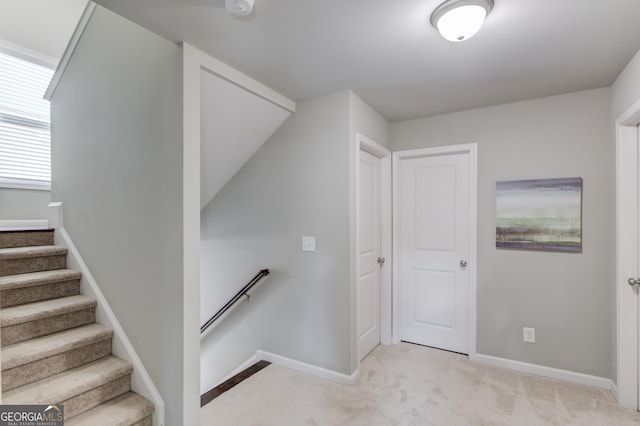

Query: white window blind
0 50 54 190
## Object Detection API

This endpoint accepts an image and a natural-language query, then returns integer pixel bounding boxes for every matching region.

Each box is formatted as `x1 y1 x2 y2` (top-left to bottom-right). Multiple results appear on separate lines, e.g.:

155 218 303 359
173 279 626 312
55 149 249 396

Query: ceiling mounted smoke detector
225 0 254 16
430 0 494 42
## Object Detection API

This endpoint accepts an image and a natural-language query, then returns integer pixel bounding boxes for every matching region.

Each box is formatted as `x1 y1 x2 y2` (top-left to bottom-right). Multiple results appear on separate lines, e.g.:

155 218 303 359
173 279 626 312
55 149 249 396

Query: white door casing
393 144 477 355
358 149 382 360
637 125 640 411
355 133 392 363
616 97 640 410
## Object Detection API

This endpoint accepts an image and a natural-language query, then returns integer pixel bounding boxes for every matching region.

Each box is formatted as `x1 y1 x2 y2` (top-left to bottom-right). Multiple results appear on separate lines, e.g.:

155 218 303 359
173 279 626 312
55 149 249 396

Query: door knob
378 257 385 265
460 260 467 269
628 277 640 287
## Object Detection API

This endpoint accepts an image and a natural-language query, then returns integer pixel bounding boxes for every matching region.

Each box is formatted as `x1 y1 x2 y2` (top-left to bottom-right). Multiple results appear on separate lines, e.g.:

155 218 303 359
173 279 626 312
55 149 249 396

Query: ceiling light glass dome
430 0 494 42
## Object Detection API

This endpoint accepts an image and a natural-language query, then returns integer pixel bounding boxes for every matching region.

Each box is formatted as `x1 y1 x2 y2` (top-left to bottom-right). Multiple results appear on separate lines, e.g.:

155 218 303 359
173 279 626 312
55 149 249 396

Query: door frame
616 96 640 409
354 133 393 359
392 143 478 357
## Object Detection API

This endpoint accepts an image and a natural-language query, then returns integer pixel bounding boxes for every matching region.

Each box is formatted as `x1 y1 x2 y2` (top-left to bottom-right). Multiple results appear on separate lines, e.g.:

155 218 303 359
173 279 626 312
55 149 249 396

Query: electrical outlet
523 327 535 343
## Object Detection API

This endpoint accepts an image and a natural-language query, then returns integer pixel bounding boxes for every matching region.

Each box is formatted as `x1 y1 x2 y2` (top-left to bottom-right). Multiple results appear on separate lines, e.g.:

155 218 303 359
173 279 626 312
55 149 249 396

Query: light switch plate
302 236 316 252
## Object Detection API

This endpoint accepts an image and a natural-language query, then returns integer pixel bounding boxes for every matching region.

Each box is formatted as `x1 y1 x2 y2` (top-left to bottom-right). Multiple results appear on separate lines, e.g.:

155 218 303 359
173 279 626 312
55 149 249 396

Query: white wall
200 91 352 391
50 6 184 424
391 88 614 378
349 92 390 149
612 48 640 119
0 189 50 220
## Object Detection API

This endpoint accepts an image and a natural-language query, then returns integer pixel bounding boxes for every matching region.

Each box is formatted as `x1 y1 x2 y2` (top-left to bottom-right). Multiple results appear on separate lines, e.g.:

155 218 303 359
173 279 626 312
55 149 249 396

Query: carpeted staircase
0 229 154 425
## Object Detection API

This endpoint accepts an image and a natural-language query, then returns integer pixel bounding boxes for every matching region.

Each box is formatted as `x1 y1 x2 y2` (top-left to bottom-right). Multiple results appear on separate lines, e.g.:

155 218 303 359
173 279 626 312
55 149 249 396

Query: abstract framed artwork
496 177 582 253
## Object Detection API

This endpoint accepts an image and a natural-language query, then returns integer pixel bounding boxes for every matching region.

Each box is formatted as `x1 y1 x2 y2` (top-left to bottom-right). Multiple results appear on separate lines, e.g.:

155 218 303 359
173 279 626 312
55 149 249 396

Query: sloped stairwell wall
199 69 292 210
200 92 353 392
49 6 184 425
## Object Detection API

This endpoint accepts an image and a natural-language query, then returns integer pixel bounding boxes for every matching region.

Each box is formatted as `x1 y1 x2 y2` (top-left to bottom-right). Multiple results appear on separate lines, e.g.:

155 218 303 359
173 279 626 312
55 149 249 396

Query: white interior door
397 149 472 354
358 149 382 360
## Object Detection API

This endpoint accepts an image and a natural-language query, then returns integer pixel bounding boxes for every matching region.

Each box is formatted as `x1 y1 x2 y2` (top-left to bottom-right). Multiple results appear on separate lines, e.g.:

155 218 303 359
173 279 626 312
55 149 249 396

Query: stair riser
2 308 96 347
0 231 54 249
62 374 131 419
1 279 81 308
2 339 112 392
0 255 66 277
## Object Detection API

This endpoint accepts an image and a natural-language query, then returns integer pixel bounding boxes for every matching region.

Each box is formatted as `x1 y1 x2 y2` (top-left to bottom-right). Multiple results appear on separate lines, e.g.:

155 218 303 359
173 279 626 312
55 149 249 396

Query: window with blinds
0 50 54 190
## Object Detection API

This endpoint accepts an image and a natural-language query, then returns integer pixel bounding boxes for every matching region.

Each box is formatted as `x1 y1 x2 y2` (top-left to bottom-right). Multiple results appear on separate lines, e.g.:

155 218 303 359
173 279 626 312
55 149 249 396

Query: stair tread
0 269 81 290
2 323 113 370
65 392 154 426
2 356 132 405
1 295 96 327
0 245 67 260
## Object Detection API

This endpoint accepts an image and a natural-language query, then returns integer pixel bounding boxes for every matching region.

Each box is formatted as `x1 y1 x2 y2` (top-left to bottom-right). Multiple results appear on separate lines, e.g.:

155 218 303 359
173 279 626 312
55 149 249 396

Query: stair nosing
1 323 113 370
1 295 97 327
2 356 133 405
0 229 55 234
0 269 82 290
64 392 154 426
0 245 68 260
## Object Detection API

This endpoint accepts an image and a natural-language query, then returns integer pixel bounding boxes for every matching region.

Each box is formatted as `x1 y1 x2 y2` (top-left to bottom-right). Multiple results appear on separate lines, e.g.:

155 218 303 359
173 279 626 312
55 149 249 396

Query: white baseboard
0 219 49 230
472 353 615 392
53 225 165 426
610 380 619 401
257 350 360 386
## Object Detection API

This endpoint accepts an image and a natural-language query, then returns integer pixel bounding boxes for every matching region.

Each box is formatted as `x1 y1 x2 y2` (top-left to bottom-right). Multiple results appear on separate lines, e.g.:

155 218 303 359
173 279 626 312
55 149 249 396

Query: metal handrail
200 269 270 334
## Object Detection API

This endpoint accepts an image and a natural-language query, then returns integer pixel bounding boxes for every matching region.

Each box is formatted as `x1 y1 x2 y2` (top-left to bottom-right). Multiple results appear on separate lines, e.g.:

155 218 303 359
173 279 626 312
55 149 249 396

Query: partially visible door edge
616 97 640 410
355 133 393 356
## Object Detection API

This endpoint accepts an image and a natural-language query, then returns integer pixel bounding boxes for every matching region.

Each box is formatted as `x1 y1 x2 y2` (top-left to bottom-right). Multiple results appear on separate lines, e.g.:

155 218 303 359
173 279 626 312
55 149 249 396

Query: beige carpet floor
201 343 640 425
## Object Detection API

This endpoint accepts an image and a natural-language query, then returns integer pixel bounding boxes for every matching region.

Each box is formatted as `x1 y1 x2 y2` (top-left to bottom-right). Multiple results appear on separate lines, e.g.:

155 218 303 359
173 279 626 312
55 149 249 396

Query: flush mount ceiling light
225 0 254 16
430 0 494 42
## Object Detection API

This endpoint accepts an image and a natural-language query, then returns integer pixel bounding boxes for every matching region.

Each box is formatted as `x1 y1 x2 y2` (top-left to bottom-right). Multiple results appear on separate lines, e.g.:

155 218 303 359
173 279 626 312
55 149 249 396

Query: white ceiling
0 0 88 61
94 0 640 121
